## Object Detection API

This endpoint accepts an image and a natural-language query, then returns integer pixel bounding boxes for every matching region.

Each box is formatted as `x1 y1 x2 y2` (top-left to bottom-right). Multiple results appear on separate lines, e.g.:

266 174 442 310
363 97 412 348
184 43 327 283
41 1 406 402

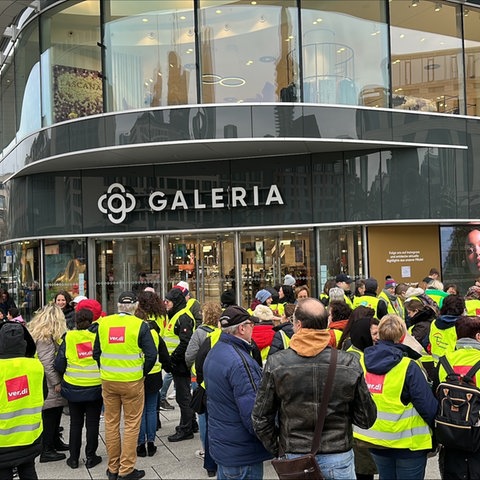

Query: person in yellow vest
335 273 354 307
251 304 279 363
54 308 103 470
327 300 353 347
175 281 203 327
353 278 383 319
355 314 438 480
319 279 336 307
163 288 196 443
434 315 480 479
93 291 157 480
134 291 171 458
424 280 449 310
429 294 465 365
378 278 403 318
268 303 295 357
464 285 480 317
0 321 46 480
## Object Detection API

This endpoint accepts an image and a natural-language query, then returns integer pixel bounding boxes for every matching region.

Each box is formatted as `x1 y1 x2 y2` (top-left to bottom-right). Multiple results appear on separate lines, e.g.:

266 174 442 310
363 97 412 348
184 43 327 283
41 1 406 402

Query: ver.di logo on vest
98 182 284 225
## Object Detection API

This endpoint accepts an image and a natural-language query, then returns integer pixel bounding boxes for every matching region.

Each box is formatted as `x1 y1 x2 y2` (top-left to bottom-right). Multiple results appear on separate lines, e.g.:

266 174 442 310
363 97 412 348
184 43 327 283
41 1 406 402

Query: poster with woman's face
465 229 480 277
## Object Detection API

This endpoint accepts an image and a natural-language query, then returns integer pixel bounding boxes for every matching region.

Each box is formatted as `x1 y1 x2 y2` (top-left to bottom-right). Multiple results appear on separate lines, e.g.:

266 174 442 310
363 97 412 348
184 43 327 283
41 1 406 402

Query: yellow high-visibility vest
163 307 194 355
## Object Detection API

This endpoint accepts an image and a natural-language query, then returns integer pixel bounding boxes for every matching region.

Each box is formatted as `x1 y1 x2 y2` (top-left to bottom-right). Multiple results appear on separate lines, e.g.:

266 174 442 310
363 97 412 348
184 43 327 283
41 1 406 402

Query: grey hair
222 322 245 335
118 302 138 314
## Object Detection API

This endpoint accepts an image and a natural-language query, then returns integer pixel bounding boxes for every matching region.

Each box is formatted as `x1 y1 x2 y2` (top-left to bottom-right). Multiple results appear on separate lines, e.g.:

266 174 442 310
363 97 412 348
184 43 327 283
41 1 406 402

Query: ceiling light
411 0 419 6
434 2 441 11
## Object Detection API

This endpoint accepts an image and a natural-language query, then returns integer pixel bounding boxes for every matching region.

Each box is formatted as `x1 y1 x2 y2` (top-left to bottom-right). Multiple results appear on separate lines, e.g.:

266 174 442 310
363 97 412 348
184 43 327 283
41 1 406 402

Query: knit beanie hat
255 289 272 304
220 289 236 307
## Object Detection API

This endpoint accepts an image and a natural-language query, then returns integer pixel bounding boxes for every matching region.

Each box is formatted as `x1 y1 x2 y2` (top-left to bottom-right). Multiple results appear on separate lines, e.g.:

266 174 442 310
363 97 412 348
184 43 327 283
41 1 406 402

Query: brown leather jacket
252 329 377 456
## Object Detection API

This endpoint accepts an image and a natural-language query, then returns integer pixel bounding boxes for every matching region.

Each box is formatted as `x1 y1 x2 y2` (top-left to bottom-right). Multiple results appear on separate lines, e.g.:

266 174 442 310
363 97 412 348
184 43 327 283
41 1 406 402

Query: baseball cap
335 274 353 284
118 291 137 304
219 306 259 328
71 295 88 305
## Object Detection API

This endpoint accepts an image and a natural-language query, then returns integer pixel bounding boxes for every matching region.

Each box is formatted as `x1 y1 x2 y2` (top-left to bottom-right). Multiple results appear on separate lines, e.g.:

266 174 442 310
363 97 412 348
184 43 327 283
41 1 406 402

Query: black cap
219 306 259 328
336 273 353 284
118 291 137 304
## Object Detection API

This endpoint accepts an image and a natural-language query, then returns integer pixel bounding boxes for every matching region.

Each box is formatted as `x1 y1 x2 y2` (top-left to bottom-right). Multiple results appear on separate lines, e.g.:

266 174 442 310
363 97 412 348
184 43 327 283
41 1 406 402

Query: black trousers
68 398 103 460
173 375 194 434
0 459 38 480
41 406 63 451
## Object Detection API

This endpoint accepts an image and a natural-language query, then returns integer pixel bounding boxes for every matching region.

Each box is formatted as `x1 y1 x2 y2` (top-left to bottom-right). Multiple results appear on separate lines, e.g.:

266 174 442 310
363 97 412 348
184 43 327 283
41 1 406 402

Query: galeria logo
97 183 136 224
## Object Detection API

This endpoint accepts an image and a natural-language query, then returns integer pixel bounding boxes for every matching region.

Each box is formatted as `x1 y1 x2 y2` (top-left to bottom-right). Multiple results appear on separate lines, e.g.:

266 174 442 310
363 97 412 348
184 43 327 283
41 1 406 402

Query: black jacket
252 344 377 456
268 322 294 357
144 320 171 392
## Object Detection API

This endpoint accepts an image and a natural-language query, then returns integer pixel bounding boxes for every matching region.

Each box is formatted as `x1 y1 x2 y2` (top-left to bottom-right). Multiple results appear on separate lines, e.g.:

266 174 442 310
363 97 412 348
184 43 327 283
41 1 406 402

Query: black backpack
435 356 480 452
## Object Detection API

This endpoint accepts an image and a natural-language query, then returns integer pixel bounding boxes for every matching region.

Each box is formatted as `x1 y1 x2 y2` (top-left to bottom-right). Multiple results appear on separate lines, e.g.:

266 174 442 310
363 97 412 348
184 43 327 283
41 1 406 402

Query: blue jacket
204 332 272 467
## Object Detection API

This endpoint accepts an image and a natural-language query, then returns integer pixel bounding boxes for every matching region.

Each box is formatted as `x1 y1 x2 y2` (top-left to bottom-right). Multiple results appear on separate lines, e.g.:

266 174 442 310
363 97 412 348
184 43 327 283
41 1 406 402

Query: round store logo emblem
98 183 136 224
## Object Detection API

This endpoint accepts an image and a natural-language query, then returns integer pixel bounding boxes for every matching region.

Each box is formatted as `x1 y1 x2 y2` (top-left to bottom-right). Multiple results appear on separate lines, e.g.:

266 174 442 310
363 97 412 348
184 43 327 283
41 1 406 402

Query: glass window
15 19 41 141
390 0 463 114
1 57 16 151
199 0 299 103
104 0 196 111
301 0 388 107
464 4 480 117
40 0 102 126
44 239 87 303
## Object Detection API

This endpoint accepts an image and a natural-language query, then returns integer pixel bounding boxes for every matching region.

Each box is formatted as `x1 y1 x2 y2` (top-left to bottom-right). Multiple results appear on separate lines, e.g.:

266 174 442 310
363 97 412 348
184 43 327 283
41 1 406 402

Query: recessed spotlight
142 18 149 23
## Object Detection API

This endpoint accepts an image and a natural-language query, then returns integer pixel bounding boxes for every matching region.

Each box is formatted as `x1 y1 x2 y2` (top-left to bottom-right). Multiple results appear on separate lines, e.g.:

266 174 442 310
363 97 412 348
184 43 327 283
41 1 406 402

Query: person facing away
252 298 377 480
355 314 438 480
54 308 103 470
204 305 272 480
93 291 157 480
0 321 46 480
433 315 480 480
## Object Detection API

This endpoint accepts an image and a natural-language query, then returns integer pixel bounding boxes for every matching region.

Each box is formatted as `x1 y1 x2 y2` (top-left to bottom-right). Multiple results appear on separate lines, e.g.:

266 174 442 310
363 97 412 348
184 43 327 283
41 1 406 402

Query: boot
40 450 66 463
147 442 157 457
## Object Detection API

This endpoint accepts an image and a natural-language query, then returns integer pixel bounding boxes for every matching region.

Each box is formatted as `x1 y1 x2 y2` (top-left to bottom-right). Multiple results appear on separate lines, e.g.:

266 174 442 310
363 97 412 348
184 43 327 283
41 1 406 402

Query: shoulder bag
271 348 338 480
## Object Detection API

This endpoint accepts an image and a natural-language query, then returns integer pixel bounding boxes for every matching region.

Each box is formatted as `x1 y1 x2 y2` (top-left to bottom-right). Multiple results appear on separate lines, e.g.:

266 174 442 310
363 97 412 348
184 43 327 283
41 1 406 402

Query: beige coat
35 338 67 410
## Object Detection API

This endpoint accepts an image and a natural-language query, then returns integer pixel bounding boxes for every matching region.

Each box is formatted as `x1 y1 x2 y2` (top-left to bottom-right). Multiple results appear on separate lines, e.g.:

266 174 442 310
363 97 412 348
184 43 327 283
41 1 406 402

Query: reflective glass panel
300 0 388 107
463 4 480 117
390 0 463 114
1 58 16 151
104 0 196 111
15 19 41 141
40 0 102 126
44 239 87 304
199 0 299 103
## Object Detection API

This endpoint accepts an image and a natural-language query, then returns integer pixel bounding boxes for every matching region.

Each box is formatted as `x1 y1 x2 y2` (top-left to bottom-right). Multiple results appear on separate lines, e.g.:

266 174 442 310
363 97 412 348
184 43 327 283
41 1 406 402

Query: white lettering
265 185 284 205
253 186 259 206
194 189 206 209
231 187 247 207
171 191 188 210
212 188 224 208
149 191 167 211
8 388 28 397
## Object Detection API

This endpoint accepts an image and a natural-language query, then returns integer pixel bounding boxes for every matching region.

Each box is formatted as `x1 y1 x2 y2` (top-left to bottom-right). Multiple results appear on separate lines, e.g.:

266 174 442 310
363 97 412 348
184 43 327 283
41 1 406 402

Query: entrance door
167 233 235 304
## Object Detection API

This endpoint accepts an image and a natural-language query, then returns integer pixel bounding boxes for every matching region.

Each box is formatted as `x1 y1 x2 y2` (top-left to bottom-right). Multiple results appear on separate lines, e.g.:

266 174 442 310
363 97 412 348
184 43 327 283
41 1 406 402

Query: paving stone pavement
34 402 441 479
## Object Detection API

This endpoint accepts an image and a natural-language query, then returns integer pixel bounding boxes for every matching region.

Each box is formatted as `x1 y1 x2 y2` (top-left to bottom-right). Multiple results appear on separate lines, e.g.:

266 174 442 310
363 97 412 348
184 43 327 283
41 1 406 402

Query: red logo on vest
109 326 126 343
366 372 385 394
76 341 93 358
5 375 30 402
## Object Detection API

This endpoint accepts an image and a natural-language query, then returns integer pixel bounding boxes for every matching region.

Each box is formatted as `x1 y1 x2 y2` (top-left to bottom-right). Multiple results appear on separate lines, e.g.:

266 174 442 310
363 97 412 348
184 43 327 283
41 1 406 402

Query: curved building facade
1 0 480 316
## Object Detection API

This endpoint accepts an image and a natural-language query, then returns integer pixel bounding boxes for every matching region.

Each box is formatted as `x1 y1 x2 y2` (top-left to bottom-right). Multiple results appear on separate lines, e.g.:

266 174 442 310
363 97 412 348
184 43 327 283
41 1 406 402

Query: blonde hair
28 304 67 343
378 314 406 343
202 302 222 326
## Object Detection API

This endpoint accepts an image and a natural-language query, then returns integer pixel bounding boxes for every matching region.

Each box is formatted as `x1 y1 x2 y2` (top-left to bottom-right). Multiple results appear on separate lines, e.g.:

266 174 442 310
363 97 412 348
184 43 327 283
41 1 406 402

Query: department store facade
1 0 480 317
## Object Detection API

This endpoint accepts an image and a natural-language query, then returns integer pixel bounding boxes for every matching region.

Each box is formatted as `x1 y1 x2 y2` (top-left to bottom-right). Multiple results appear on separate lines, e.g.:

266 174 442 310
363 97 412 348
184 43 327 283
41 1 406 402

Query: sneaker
136 444 147 458
117 469 145 480
167 431 194 442
159 399 175 411
195 449 205 459
147 441 157 457
85 454 102 469
106 469 118 480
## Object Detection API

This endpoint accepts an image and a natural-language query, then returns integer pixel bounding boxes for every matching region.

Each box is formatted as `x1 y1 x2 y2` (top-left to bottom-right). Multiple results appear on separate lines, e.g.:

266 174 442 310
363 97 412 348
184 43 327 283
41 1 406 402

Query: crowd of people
1 269 480 480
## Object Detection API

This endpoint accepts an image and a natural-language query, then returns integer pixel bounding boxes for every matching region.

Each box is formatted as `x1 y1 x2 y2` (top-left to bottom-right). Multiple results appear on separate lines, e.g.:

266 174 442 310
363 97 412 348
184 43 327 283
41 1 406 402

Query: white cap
71 295 88 304
176 281 189 290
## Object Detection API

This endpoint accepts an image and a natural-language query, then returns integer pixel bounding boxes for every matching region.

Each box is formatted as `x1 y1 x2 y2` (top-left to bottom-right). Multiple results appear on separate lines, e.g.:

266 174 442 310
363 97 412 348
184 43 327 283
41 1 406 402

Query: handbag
271 348 338 480
189 384 206 414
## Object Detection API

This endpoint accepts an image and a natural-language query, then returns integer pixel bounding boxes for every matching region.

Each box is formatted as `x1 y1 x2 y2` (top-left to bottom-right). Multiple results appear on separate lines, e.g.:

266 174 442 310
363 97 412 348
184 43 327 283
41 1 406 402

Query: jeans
68 398 103 460
0 459 37 480
286 449 355 480
371 452 427 480
102 378 144 477
138 390 159 443
160 372 173 401
217 462 264 480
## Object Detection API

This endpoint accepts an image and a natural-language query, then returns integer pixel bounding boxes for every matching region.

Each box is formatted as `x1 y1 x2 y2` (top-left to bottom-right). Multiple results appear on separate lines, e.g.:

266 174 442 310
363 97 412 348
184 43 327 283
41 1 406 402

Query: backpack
434 356 480 452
